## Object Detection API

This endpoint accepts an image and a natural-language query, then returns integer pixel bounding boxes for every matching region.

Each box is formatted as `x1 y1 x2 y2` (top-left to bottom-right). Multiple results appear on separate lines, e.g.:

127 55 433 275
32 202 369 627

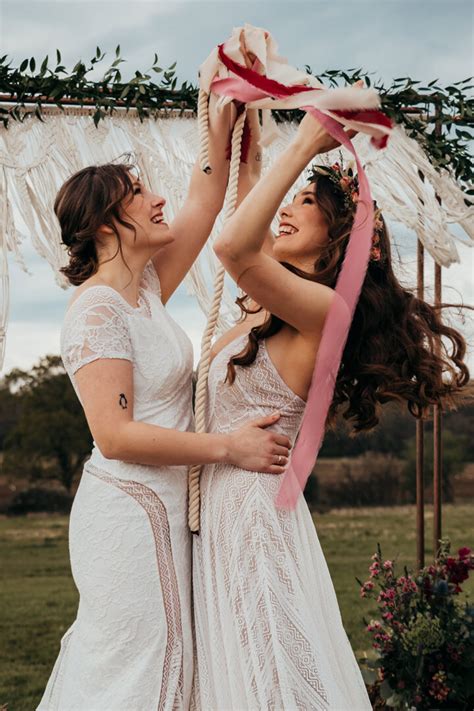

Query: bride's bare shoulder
210 309 267 362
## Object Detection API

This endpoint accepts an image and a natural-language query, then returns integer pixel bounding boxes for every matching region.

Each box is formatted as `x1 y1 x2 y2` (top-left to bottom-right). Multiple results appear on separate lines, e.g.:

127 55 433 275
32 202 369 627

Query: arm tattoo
119 393 128 409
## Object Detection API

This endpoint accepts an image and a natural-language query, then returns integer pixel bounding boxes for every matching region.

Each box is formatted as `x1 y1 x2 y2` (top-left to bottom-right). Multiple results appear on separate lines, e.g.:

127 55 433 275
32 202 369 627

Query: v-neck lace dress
37 261 195 711
192 334 372 711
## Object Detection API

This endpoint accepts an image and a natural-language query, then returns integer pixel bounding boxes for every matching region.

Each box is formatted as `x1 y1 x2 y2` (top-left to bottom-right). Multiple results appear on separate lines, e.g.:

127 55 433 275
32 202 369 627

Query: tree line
0 355 472 509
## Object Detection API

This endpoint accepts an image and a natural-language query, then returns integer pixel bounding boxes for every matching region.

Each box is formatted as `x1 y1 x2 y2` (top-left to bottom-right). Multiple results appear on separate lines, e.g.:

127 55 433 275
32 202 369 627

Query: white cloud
2 0 472 87
3 320 62 372
1 1 182 79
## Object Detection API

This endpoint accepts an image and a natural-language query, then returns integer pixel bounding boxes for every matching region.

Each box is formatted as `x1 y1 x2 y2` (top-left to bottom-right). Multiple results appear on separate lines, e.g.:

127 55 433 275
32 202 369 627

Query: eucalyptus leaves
0 46 197 127
0 49 472 189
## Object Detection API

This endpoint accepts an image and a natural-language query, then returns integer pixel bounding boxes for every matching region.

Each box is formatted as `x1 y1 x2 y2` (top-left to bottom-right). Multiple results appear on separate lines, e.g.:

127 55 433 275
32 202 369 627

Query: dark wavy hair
226 171 470 433
55 163 138 286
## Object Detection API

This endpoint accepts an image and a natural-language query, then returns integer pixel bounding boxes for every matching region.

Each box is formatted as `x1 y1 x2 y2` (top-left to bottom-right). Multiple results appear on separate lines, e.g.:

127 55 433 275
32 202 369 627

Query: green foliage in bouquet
357 540 474 709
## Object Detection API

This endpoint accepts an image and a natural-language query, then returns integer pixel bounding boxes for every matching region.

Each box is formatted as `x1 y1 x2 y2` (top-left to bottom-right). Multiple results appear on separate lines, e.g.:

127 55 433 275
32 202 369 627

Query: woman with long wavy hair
36 97 292 711
191 109 469 710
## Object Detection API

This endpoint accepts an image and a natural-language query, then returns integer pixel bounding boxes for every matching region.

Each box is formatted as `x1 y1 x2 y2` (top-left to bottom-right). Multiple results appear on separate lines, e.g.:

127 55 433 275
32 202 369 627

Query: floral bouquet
357 539 474 709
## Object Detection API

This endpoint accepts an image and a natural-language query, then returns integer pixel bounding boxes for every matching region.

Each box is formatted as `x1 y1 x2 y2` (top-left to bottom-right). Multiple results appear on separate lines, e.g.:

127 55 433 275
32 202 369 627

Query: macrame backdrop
0 106 240 366
2 111 472 358
0 97 472 529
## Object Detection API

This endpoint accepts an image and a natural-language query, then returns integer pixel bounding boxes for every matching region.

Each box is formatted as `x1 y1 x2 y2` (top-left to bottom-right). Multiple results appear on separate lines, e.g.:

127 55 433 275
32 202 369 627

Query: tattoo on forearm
119 393 128 409
255 152 262 162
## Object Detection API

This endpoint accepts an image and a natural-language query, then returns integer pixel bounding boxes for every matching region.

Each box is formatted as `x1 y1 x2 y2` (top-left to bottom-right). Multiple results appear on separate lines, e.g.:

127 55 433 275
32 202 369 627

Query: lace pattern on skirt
86 463 184 711
44 626 75 711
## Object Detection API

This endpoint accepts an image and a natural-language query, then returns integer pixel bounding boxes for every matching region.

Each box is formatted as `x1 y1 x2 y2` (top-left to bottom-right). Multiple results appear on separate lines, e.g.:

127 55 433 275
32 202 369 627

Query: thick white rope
198 89 211 175
188 105 247 533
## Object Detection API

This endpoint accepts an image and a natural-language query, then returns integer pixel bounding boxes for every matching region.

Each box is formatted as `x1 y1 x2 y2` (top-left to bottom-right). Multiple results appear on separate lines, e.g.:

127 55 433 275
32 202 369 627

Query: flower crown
308 161 384 263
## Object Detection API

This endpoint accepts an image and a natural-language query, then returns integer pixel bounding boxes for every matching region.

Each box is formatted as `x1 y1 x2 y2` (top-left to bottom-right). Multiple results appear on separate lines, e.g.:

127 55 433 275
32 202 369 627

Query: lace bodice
207 333 306 444
60 260 194 474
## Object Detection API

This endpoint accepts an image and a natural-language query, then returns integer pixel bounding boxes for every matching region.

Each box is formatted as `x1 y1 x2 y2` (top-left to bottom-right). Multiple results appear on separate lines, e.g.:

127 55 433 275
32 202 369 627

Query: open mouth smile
278 222 298 237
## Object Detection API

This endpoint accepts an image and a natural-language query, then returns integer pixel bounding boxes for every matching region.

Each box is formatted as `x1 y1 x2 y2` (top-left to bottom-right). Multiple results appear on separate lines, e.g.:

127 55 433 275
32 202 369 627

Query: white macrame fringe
0 111 472 376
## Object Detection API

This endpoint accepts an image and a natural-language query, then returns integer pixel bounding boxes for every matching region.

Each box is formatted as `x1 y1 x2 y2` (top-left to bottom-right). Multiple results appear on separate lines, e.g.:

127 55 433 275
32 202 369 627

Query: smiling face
117 176 174 254
55 163 176 285
272 183 331 271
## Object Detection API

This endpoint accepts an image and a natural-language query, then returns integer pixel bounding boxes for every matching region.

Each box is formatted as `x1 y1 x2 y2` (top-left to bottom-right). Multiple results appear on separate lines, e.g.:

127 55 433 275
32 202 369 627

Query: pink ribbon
211 44 389 508
276 108 374 508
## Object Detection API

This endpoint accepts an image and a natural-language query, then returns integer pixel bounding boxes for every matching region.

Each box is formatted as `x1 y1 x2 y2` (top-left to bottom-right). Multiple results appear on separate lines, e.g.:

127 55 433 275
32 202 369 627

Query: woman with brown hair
36 99 292 711
191 110 469 709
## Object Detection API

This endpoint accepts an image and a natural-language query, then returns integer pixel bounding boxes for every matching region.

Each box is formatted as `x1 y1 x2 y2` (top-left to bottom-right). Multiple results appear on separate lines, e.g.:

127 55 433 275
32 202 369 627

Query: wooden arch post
432 104 444 561
416 239 425 570
416 103 445 571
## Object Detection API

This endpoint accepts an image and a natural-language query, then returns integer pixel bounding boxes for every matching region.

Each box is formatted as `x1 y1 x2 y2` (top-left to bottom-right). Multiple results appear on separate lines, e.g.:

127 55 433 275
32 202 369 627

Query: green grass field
1 504 473 710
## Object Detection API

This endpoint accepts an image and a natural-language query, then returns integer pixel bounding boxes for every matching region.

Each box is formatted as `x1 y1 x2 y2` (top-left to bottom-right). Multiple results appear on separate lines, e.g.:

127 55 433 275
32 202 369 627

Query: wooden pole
416 240 425 570
433 263 443 558
433 104 443 560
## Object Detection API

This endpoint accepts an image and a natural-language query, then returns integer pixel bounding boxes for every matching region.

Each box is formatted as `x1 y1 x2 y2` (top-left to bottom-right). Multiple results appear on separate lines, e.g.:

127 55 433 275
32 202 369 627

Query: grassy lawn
314 503 474 652
1 503 473 710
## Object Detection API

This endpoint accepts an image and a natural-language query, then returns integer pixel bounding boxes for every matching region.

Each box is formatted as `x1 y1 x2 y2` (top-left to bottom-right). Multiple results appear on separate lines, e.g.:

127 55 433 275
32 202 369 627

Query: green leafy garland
0 48 472 190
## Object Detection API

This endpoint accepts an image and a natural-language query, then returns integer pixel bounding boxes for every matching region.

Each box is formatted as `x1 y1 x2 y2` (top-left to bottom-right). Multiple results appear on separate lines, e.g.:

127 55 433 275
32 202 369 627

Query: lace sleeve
61 291 133 375
140 260 162 298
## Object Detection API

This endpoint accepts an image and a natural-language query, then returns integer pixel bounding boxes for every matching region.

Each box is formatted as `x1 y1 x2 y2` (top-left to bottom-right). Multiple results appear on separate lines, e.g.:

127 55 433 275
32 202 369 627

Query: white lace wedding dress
192 334 372 711
38 261 195 711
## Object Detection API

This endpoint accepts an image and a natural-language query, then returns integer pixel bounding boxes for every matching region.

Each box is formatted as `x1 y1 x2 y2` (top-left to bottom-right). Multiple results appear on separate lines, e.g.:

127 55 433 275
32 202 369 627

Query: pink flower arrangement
339 175 353 190
369 245 382 262
429 670 450 702
357 539 474 709
369 561 380 577
308 161 385 263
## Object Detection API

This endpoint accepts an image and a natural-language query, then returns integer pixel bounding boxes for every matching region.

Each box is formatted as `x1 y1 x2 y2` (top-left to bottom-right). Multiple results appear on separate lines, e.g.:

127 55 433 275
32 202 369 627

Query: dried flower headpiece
308 161 384 263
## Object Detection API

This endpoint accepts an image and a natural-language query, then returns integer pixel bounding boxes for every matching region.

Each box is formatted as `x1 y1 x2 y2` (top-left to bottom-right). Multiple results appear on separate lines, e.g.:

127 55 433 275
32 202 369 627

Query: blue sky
1 0 473 372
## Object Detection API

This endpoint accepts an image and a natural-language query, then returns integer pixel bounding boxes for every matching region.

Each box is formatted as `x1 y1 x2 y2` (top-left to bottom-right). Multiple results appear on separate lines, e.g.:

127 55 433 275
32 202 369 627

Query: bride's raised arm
213 113 349 336
152 94 237 304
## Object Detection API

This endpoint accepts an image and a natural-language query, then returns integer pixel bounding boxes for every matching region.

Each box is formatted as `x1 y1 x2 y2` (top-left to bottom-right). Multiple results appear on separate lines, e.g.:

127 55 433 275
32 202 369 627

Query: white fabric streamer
199 23 391 148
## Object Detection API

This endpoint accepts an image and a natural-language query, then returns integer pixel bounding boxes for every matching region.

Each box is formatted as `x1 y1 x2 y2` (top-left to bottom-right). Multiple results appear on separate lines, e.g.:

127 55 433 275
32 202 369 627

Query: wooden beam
433 263 443 558
432 104 443 560
416 240 425 570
